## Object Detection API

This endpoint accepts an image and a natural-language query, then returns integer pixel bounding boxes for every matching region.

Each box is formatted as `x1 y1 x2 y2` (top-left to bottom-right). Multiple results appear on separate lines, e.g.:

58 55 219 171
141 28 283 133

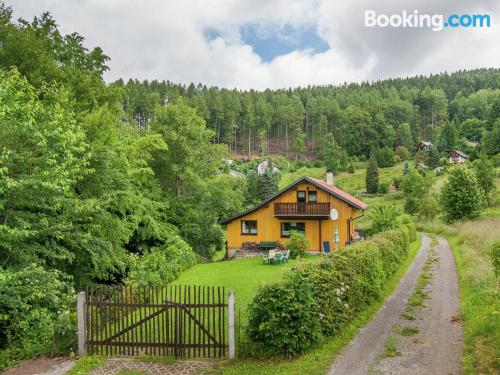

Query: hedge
247 224 417 357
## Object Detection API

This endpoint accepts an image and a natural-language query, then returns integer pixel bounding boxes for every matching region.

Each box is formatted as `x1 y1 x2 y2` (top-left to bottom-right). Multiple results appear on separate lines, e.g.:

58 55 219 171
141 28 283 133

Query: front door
297 191 306 214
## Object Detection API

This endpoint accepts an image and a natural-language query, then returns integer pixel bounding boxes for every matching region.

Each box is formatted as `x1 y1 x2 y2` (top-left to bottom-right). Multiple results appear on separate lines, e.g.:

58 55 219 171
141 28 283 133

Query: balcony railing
274 202 330 217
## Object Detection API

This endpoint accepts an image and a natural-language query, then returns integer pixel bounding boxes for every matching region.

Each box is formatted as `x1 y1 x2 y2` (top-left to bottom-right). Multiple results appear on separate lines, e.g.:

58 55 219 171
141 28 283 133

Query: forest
0 1 499 367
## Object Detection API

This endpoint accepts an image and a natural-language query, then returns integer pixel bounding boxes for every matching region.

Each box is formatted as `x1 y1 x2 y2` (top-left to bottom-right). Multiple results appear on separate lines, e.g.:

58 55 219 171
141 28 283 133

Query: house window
297 191 306 203
241 220 257 235
281 222 305 237
308 191 317 203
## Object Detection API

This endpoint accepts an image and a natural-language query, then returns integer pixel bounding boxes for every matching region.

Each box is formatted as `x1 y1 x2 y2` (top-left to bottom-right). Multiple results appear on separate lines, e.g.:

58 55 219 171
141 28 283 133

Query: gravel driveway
328 234 463 375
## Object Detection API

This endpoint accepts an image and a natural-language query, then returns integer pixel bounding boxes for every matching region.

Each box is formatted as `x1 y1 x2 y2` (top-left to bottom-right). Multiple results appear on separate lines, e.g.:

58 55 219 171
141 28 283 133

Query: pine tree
258 168 279 201
365 151 379 194
440 165 483 223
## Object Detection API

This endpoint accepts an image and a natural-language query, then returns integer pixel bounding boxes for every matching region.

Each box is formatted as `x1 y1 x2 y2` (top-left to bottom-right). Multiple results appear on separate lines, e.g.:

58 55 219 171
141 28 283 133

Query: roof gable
220 176 368 224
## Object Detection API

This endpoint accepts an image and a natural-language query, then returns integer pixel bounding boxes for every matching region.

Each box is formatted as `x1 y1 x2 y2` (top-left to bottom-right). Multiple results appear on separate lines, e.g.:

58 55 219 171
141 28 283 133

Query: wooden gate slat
84 284 229 359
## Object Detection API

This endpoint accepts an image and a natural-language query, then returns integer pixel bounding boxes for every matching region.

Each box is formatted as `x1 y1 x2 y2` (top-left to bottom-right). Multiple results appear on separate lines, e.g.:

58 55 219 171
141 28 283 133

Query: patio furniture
323 241 331 254
273 253 283 264
282 250 290 262
261 253 270 264
258 241 279 251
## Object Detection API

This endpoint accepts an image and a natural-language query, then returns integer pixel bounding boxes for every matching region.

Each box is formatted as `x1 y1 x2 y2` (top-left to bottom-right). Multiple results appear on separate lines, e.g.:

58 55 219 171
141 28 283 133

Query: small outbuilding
448 150 468 165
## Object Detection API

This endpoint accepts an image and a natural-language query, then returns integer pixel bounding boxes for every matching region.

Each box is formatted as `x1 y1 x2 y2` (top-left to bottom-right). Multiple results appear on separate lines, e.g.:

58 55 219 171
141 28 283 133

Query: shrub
378 183 389 194
376 147 396 167
247 225 416 357
247 273 322 357
0 265 75 368
126 236 197 287
400 169 431 214
440 165 483 223
286 231 309 259
368 205 400 235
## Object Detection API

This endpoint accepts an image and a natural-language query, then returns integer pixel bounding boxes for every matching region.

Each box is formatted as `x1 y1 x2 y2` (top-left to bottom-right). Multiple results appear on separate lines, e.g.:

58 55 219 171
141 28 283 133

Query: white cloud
6 0 500 89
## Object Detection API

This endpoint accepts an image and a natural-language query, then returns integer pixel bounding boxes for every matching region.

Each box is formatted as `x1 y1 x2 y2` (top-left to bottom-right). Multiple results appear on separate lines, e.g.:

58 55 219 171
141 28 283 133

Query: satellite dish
330 208 339 221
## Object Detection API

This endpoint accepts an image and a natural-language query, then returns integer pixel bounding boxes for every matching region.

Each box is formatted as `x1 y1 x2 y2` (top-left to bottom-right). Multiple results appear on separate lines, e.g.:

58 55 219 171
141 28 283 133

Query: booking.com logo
365 10 491 31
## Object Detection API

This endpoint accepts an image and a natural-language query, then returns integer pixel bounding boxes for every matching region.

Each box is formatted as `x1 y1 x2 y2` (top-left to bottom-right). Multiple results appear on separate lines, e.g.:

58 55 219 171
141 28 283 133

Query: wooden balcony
274 202 330 218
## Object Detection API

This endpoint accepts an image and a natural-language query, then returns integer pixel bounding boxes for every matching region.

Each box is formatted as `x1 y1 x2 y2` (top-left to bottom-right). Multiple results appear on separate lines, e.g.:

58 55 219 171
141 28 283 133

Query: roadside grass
214 235 422 375
417 218 500 374
66 356 107 375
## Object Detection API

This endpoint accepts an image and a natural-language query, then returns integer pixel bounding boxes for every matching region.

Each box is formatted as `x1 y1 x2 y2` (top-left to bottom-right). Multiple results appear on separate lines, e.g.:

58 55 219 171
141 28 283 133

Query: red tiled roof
310 178 368 210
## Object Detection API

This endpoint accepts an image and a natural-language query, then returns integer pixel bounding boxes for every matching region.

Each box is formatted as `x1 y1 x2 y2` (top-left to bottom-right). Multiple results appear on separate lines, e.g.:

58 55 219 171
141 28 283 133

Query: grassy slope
217 236 422 375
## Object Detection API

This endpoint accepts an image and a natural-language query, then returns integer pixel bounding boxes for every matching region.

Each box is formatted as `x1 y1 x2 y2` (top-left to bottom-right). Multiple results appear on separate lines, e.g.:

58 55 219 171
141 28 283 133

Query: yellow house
220 174 368 254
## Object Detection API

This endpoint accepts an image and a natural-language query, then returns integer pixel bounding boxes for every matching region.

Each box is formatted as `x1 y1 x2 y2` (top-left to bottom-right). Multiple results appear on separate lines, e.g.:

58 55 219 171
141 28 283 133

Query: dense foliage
247 224 416 357
247 273 322 357
0 4 245 366
118 68 500 164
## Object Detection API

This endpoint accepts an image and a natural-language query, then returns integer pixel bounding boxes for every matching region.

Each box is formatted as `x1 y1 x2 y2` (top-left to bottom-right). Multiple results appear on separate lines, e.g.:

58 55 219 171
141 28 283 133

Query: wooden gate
84 285 228 358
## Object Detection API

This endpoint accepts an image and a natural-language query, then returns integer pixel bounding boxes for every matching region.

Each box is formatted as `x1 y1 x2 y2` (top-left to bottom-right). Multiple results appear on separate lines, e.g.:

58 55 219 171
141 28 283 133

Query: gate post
228 290 235 359
77 291 86 357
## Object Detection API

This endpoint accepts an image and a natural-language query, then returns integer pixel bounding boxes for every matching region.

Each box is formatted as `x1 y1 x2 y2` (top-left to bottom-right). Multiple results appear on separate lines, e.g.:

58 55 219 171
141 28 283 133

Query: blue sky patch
204 23 329 62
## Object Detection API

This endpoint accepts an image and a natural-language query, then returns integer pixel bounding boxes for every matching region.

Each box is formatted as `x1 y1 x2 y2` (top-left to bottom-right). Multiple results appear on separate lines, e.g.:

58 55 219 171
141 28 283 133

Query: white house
448 150 468 164
257 160 280 175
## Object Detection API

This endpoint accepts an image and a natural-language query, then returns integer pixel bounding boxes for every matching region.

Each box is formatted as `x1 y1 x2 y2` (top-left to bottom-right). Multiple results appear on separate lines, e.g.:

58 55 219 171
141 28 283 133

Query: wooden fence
77 285 234 359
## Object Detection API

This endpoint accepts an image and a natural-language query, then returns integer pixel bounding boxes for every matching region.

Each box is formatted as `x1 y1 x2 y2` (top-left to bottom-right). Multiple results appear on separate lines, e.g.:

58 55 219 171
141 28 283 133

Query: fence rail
80 285 231 359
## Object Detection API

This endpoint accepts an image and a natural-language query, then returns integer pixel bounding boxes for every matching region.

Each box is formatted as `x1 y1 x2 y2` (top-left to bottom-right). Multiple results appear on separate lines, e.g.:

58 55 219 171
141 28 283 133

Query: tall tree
365 151 379 194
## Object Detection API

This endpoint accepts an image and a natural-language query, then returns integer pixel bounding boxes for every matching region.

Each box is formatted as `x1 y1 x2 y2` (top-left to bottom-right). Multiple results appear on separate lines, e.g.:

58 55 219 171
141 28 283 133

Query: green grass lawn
172 255 322 317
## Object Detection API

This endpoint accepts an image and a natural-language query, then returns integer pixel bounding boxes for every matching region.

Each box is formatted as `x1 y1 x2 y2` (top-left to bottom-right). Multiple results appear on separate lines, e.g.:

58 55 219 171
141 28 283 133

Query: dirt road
328 234 463 375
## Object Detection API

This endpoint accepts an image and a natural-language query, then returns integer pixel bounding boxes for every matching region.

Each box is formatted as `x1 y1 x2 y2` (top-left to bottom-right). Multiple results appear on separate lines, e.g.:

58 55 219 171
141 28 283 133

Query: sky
6 0 500 90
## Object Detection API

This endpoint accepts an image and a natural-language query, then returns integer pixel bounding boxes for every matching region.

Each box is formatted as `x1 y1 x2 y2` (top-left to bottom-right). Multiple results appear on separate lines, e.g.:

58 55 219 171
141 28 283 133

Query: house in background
416 141 433 151
448 150 468 164
220 173 368 255
257 160 280 175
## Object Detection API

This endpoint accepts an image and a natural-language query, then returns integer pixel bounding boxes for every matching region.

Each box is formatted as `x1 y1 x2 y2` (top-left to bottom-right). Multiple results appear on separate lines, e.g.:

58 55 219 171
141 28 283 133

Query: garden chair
273 253 283 264
282 250 289 262
261 253 270 264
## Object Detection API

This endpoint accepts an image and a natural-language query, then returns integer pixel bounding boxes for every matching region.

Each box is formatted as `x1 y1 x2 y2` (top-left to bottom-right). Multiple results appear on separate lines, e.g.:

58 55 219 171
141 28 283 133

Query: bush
0 265 75 369
247 225 416 357
126 236 198 287
368 205 400 235
378 183 389 194
440 165 483 223
247 273 322 357
286 231 309 259
376 147 396 167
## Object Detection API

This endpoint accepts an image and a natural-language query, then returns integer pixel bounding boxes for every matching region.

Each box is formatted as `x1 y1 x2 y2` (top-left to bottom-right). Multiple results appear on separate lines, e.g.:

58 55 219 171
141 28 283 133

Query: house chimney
326 170 334 186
